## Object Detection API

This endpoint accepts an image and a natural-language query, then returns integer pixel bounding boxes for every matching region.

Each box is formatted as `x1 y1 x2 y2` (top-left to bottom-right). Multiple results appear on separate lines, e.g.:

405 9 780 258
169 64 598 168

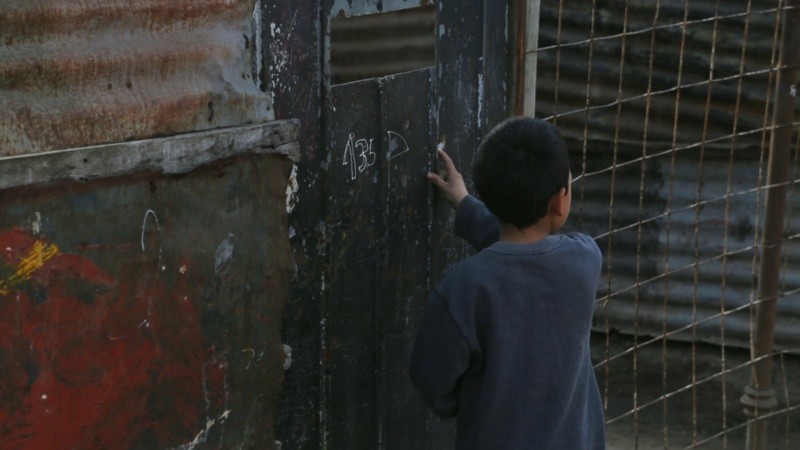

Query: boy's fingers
426 172 446 188
437 149 459 175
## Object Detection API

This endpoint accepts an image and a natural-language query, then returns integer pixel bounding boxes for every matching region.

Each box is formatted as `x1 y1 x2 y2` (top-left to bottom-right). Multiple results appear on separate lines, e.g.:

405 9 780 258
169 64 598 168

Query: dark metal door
316 1 510 448
325 68 436 449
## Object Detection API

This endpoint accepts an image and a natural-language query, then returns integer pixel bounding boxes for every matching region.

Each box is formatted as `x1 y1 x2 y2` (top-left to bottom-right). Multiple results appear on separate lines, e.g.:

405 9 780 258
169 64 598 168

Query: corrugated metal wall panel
330 6 435 84
537 1 780 148
572 141 799 350
330 0 433 18
0 0 272 156
537 1 800 349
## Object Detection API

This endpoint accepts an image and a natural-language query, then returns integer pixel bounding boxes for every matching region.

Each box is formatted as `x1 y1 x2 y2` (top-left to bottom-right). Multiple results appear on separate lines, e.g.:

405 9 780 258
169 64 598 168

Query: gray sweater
409 195 605 449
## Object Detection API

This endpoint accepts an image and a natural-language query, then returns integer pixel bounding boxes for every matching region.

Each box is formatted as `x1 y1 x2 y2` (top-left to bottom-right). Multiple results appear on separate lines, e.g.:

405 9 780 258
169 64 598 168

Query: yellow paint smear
0 241 59 296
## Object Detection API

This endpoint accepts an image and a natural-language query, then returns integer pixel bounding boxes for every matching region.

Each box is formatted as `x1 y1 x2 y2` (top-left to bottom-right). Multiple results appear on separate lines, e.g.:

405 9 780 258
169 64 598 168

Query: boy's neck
499 219 553 244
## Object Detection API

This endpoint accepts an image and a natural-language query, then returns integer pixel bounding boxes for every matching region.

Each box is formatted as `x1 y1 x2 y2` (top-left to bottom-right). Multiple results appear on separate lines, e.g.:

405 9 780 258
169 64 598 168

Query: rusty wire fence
533 0 800 448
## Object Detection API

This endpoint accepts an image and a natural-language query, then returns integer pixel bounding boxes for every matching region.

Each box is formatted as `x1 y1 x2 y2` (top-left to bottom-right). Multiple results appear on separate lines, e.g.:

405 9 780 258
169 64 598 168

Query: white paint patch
173 410 231 450
252 1 263 87
477 73 484 129
282 344 293 370
285 164 299 214
31 212 41 235
288 225 296 239
214 234 235 275
41 394 47 400
267 10 297 99
439 24 446 37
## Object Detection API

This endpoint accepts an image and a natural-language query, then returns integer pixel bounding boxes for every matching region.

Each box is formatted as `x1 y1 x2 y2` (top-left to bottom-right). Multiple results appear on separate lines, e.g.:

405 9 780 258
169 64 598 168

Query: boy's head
472 117 571 230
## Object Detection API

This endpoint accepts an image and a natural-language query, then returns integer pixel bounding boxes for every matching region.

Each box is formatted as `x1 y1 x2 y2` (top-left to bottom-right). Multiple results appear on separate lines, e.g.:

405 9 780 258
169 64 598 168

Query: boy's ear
549 188 568 217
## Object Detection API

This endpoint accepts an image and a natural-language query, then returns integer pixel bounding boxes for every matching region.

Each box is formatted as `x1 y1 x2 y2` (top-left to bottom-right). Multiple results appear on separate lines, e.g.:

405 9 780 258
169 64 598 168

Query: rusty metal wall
0 121 297 448
0 0 273 156
535 0 800 348
1 0 296 446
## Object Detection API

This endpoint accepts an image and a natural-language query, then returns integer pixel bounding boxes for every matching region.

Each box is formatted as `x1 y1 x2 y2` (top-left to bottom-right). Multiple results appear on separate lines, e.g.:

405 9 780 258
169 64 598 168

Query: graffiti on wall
0 228 229 449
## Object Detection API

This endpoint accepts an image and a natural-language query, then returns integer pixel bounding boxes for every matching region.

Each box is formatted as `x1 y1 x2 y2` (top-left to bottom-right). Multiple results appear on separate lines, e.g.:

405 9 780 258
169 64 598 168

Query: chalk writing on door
343 133 376 181
386 131 410 161
343 131 411 181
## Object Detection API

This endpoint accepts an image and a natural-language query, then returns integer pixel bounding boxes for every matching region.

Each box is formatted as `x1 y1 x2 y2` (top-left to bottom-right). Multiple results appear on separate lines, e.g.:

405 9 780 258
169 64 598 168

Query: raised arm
427 148 500 251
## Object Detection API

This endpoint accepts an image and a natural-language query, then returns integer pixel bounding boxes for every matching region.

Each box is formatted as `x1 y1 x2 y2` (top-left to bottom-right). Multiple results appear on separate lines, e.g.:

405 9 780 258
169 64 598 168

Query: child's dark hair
472 117 570 229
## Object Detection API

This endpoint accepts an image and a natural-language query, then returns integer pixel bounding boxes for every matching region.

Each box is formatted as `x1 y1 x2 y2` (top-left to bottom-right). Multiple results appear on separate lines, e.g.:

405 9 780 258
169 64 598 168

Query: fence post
514 0 540 117
740 2 800 449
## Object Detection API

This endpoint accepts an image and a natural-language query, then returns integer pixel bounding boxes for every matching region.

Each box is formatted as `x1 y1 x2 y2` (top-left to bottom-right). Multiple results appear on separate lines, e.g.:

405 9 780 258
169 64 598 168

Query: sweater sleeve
453 195 500 251
409 291 471 419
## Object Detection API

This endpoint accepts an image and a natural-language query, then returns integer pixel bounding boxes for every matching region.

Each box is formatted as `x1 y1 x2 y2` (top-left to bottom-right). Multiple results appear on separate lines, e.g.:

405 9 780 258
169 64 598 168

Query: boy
409 117 605 449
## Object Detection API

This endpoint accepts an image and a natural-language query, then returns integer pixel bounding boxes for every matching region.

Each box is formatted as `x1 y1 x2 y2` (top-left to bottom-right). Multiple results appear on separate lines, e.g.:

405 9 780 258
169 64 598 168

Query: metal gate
315 1 512 449
265 0 513 447
325 68 436 449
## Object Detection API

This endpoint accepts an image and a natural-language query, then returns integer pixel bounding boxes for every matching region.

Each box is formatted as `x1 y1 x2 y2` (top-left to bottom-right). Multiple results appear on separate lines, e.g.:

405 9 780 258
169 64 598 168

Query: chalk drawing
343 130 413 185
386 130 412 188
242 348 256 370
140 209 163 273
343 133 376 180
356 138 376 172
386 131 410 161
140 210 159 252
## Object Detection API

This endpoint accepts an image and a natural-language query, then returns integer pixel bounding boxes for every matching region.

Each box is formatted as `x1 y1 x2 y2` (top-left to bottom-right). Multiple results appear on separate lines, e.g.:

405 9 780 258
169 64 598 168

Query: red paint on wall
0 228 226 449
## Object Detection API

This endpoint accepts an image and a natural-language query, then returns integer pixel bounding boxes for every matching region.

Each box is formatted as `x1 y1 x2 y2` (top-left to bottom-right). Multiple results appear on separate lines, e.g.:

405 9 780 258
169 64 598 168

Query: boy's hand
427 148 468 210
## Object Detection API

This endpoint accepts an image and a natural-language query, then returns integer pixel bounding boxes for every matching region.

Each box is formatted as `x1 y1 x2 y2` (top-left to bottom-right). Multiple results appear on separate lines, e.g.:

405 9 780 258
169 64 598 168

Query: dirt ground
593 332 800 449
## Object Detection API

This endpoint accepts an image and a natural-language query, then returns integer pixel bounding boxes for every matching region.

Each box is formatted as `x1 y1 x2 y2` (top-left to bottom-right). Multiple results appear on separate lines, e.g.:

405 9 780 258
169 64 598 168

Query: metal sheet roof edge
0 119 300 190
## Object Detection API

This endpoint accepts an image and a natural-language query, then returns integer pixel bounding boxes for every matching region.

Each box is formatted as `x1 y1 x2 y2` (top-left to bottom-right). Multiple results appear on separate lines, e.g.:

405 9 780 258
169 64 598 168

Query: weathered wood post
524 0 541 116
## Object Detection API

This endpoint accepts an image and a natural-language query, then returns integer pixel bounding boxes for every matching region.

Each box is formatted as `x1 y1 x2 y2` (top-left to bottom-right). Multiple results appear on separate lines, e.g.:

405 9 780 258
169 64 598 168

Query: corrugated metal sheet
0 0 273 156
536 0 800 349
536 1 781 147
574 140 800 350
330 6 435 84
329 0 433 18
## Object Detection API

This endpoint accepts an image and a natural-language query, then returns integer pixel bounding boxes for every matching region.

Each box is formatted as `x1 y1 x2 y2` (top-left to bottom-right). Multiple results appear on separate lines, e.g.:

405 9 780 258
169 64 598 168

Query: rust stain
0 0 271 156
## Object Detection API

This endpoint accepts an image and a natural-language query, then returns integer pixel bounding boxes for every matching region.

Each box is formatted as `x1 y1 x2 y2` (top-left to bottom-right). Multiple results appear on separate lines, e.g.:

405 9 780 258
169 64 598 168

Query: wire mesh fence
533 0 800 447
